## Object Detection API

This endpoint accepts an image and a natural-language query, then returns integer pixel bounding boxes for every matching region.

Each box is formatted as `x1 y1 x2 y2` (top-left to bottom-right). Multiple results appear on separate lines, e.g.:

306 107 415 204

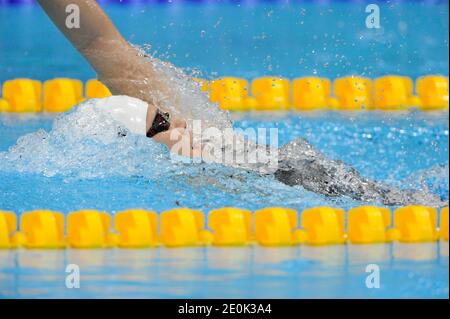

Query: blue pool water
1 112 449 213
0 1 448 82
0 244 448 298
0 1 449 298
0 112 448 299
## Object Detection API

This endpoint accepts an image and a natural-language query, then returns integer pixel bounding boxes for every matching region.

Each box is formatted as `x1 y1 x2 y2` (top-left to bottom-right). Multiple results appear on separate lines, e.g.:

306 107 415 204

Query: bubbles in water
404 165 449 201
0 101 173 179
134 45 232 131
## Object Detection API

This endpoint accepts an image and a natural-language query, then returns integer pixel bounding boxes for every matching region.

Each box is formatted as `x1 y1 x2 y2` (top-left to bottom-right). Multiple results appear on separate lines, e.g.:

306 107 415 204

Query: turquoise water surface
0 1 449 298
0 1 448 82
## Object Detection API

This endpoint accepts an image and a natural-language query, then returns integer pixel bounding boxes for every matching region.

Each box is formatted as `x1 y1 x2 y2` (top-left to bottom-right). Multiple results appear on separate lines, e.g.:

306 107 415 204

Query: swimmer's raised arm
37 0 124 58
37 0 188 145
37 0 143 91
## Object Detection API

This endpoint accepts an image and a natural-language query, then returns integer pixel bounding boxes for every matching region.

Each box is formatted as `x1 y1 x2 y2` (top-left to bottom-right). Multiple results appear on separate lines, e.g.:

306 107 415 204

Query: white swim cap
94 95 148 136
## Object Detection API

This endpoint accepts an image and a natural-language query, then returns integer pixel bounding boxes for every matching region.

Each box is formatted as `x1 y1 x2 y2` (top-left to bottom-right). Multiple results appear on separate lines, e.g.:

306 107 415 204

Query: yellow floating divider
208 207 252 246
0 205 448 249
0 211 16 248
67 210 115 248
440 207 449 241
114 209 158 248
160 208 212 247
392 206 438 243
43 78 84 112
300 207 346 245
243 96 258 110
347 206 392 244
2 79 42 112
85 79 112 99
254 207 304 246
334 76 372 110
252 77 290 111
292 77 333 111
373 76 416 110
210 77 249 111
1 75 449 113
416 75 449 110
17 210 65 249
0 98 11 112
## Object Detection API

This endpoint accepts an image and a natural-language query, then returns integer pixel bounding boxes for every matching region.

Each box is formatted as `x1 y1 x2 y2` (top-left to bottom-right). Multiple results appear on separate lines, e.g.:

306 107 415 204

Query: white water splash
133 45 233 131
0 101 176 178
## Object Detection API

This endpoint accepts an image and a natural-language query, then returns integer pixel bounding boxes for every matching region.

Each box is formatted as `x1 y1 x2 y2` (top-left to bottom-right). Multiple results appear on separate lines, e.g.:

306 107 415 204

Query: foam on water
0 97 272 197
404 164 450 202
147 53 233 132
0 101 174 179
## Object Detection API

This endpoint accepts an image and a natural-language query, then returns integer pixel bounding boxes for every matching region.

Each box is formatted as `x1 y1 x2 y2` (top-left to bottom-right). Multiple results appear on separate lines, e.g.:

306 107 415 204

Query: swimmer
37 0 445 207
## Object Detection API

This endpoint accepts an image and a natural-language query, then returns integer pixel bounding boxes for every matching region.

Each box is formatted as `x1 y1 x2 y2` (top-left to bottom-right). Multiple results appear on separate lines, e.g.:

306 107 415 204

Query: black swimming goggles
146 109 171 138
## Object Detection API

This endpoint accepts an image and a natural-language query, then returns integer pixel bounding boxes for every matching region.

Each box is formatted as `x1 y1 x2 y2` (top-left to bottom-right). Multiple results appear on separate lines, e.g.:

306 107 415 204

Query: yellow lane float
208 207 252 246
17 210 65 248
67 210 113 248
160 208 211 247
43 78 84 112
210 77 249 111
347 206 392 244
334 76 373 110
85 79 112 99
373 75 416 110
0 211 16 248
254 207 303 246
439 207 449 241
252 77 290 111
391 206 438 243
114 209 158 248
1 75 448 113
292 77 332 111
2 78 42 112
416 75 449 110
0 98 11 112
300 207 346 245
1 206 448 249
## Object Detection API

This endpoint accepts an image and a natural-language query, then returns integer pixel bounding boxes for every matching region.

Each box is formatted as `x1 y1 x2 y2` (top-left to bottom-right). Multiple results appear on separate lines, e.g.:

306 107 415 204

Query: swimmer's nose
171 118 187 130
